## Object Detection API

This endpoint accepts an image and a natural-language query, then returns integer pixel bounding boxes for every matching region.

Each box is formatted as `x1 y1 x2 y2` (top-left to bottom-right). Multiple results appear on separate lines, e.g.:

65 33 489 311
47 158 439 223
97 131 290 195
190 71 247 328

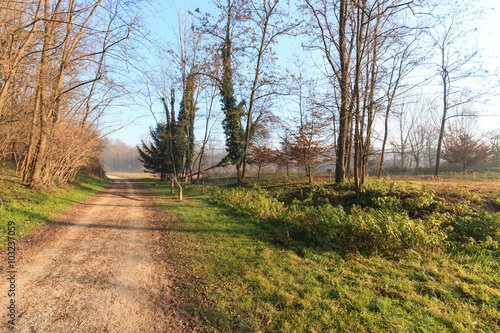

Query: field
142 173 500 332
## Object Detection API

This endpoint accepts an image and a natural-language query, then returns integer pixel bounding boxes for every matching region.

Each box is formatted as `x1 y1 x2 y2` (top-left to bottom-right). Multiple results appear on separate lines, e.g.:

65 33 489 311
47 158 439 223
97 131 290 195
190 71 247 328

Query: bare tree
303 0 420 191
428 0 483 177
0 0 44 122
240 0 300 181
486 129 500 165
0 0 140 187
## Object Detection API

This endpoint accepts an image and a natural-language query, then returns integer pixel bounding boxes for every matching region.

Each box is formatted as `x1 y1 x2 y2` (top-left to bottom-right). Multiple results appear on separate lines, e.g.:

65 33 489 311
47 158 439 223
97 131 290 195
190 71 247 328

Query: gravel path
1 177 189 332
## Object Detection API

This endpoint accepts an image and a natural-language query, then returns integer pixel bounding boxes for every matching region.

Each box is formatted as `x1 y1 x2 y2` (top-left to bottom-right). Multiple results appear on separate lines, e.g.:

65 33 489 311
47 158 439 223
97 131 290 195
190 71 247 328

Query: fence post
171 177 174 194
202 163 205 193
171 174 183 201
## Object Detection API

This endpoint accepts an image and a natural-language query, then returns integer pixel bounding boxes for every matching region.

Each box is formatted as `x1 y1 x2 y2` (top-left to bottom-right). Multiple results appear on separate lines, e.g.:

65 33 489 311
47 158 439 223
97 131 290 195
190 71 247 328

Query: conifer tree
137 123 175 180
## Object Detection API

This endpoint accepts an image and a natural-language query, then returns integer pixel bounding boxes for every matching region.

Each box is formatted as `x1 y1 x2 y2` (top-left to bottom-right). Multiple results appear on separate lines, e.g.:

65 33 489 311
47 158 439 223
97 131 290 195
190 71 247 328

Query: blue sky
105 0 500 148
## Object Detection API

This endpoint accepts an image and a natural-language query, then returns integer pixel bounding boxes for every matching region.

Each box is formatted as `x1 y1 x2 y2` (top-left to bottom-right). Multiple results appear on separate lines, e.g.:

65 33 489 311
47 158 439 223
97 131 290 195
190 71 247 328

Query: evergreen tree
137 123 175 180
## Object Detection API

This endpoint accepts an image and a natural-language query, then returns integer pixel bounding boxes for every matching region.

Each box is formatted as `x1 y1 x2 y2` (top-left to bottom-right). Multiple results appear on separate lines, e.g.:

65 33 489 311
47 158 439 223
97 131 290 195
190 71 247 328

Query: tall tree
429 0 482 177
303 0 351 184
240 0 299 181
9 0 135 187
176 72 198 179
377 40 421 177
303 0 418 191
218 0 246 183
0 0 44 122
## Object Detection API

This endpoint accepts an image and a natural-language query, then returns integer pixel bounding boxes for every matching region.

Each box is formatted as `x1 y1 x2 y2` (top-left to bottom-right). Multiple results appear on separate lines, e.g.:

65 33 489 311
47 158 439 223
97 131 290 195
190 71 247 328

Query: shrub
313 205 446 255
445 213 500 253
209 187 448 255
209 187 285 220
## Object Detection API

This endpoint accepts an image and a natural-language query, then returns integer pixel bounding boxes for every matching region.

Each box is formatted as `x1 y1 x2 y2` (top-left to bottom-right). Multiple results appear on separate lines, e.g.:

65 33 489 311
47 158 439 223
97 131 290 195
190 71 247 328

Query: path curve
1 177 190 332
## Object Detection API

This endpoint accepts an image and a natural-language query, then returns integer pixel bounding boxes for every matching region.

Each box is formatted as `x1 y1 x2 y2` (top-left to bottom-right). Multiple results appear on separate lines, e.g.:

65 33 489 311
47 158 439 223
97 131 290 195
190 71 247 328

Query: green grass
0 163 110 248
143 178 500 332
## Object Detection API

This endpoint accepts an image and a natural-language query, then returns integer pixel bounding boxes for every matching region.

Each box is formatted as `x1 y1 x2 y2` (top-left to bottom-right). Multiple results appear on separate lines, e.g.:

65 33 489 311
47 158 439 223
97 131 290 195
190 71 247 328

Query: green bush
338 206 446 254
445 213 500 253
208 179 500 256
209 187 448 255
209 187 285 220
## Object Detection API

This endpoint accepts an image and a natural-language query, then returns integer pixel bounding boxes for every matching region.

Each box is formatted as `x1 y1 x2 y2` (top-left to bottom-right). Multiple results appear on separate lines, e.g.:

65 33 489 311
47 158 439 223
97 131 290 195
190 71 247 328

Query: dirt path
1 177 190 332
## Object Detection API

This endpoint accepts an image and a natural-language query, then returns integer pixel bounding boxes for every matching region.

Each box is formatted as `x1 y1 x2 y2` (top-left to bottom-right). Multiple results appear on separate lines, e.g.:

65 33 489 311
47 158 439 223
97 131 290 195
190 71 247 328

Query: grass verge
143 178 500 332
0 164 110 248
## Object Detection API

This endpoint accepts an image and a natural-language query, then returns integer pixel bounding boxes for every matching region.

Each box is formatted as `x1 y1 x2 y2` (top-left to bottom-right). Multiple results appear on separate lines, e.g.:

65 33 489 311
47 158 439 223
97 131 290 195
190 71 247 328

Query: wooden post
171 173 183 201
171 177 174 194
99 165 102 183
202 163 205 193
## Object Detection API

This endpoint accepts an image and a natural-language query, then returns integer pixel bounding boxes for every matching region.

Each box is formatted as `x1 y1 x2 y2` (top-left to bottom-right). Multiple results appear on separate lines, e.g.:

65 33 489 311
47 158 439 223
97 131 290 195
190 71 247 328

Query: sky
476 0 500 131
105 0 500 148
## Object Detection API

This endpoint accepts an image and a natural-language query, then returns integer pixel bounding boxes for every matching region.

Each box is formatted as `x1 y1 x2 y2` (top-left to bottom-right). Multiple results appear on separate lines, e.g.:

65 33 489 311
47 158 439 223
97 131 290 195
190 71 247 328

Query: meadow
143 173 500 332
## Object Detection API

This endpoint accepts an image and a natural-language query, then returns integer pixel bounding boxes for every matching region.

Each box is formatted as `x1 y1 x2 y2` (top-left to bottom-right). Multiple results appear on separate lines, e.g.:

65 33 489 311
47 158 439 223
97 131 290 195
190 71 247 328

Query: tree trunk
335 0 350 184
435 48 449 177
236 163 243 184
27 0 52 187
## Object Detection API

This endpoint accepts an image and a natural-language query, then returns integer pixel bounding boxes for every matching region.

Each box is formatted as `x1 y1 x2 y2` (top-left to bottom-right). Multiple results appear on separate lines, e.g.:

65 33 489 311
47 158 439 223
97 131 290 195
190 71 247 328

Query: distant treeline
102 139 143 173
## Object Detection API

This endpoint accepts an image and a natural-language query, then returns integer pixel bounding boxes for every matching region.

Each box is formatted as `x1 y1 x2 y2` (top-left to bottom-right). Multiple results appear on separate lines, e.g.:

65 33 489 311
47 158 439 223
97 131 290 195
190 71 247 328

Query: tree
303 0 420 191
0 0 137 187
442 131 492 174
288 113 333 184
389 101 424 172
487 130 500 165
0 0 44 122
303 0 351 184
137 123 175 180
193 69 221 184
429 0 483 177
275 129 292 176
176 72 198 180
247 145 275 179
377 39 422 177
240 0 299 181
218 0 246 184
195 0 297 183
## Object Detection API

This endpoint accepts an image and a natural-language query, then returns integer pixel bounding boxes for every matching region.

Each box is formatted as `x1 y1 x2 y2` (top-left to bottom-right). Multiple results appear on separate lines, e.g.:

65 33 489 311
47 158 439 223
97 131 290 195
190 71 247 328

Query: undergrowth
208 179 500 256
144 177 500 332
